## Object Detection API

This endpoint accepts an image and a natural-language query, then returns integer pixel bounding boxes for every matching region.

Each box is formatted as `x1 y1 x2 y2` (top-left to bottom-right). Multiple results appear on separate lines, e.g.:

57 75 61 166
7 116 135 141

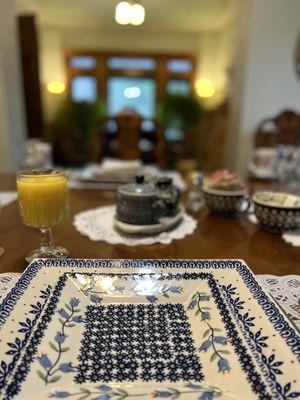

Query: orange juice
17 171 68 228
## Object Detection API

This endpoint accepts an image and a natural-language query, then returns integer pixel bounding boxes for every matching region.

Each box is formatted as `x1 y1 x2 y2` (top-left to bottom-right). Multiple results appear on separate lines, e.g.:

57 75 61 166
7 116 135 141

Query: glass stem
40 228 54 249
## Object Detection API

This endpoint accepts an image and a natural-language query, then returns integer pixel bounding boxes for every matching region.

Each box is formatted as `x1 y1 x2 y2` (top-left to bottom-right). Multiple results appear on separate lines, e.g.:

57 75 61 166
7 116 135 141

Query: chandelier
115 1 145 26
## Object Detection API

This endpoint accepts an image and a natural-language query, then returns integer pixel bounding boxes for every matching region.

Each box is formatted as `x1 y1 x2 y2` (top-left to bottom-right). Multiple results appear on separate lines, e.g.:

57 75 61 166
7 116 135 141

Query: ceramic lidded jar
116 175 179 225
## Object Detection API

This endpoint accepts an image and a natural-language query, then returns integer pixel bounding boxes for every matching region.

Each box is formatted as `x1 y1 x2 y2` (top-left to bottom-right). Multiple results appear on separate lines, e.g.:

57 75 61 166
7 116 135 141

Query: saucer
114 205 184 235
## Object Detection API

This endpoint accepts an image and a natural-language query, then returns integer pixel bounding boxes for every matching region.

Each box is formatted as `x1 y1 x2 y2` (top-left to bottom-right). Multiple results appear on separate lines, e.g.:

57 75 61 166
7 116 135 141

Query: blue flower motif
97 385 112 391
199 340 212 352
90 294 101 303
201 311 211 320
114 286 125 293
169 286 182 293
218 358 230 373
188 299 197 309
37 353 52 369
94 396 111 400
146 295 157 303
153 391 172 398
55 332 67 343
199 391 214 400
72 315 84 323
50 389 71 398
186 383 203 390
214 336 227 345
58 362 74 373
69 298 79 307
58 308 69 319
199 295 210 301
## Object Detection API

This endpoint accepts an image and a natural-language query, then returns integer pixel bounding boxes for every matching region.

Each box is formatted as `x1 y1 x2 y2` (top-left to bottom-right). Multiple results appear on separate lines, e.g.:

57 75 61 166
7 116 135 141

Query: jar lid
118 176 159 197
156 176 172 189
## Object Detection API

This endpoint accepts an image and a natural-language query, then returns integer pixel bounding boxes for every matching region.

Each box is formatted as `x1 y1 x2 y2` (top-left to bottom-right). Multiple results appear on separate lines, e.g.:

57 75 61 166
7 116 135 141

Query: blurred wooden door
18 15 43 138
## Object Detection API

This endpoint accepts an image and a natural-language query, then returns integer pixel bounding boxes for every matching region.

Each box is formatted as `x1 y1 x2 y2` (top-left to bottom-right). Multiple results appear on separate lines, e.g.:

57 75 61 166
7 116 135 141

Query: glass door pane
107 76 156 118
71 76 97 102
167 79 191 95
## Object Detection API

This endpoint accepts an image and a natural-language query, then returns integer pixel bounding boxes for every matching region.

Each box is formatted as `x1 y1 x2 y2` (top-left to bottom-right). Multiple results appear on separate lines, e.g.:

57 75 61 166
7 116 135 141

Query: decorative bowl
253 191 300 233
203 187 250 215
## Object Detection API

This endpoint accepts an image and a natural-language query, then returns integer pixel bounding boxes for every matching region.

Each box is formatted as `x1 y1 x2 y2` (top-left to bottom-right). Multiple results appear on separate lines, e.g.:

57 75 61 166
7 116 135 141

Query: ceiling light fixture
115 1 131 25
115 1 145 26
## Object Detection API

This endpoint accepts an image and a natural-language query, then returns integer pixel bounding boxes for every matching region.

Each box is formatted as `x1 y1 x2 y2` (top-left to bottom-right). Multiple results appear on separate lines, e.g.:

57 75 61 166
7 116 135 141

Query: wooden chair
94 109 166 166
254 109 300 148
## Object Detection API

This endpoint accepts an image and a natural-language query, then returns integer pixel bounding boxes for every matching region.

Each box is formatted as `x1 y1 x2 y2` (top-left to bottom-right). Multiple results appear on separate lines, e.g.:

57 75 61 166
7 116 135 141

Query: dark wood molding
18 14 43 138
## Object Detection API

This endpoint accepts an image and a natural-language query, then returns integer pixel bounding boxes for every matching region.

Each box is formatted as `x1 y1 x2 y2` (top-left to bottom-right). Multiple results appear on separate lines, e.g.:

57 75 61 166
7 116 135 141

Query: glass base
25 245 69 264
0 247 4 257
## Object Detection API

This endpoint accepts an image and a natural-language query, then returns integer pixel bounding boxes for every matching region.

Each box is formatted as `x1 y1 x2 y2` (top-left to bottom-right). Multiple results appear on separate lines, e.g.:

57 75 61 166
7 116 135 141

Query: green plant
158 93 202 129
55 98 106 139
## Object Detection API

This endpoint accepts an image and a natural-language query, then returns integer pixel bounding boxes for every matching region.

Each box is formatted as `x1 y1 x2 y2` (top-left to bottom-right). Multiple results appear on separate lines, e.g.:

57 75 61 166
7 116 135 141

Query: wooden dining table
0 173 299 276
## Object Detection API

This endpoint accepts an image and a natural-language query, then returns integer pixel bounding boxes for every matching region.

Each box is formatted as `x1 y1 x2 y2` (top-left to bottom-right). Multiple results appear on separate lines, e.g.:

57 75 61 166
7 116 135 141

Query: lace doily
282 229 300 246
73 205 197 246
256 274 300 330
0 191 17 207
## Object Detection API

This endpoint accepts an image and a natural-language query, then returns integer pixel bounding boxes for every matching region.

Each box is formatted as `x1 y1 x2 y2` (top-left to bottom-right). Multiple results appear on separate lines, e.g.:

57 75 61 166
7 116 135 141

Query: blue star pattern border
221 283 300 399
0 259 299 400
1 258 299 357
76 303 203 384
0 285 51 390
1 271 271 399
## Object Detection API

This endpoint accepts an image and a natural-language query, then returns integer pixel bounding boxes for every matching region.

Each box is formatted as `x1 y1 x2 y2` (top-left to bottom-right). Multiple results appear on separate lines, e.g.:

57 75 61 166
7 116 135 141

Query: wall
228 0 300 175
196 21 236 108
38 24 236 121
0 0 26 172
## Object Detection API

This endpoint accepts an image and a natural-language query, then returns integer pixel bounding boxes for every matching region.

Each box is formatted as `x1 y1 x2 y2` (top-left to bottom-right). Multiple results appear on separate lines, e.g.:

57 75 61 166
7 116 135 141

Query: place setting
0 166 299 400
68 159 187 192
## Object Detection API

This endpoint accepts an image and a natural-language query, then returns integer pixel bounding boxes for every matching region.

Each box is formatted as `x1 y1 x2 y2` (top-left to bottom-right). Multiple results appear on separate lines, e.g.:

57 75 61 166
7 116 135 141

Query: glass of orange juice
17 169 69 263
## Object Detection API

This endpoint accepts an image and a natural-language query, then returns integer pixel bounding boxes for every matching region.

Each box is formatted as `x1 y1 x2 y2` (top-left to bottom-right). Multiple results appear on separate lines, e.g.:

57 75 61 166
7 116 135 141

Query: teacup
203 187 250 215
253 191 300 233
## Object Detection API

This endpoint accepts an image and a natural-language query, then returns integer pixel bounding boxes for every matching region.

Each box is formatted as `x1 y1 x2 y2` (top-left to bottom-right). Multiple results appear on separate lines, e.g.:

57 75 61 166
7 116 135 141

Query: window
167 59 193 73
66 52 195 114
107 57 156 71
107 76 156 118
167 79 191 95
71 76 97 103
69 56 97 70
165 128 185 141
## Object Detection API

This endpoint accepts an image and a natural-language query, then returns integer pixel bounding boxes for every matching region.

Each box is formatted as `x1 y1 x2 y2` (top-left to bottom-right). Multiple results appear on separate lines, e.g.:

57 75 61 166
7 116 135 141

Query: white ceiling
16 0 237 32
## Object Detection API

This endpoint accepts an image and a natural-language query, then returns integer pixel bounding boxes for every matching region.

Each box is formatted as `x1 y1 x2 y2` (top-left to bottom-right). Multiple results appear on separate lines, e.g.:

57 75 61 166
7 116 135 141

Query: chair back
255 110 300 148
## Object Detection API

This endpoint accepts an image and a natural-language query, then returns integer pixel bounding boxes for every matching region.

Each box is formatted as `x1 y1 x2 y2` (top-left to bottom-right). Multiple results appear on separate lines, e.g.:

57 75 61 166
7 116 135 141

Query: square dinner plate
0 259 299 400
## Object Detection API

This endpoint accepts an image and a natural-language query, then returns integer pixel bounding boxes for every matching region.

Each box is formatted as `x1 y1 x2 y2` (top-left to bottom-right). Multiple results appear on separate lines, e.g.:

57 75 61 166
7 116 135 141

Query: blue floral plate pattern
0 259 299 400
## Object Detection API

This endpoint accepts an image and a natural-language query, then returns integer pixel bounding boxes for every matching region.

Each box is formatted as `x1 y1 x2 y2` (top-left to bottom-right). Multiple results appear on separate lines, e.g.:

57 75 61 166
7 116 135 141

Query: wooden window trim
65 50 197 104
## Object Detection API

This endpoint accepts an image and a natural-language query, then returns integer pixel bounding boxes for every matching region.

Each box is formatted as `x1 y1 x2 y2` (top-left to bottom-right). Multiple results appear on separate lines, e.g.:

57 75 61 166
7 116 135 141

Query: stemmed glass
17 169 69 263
